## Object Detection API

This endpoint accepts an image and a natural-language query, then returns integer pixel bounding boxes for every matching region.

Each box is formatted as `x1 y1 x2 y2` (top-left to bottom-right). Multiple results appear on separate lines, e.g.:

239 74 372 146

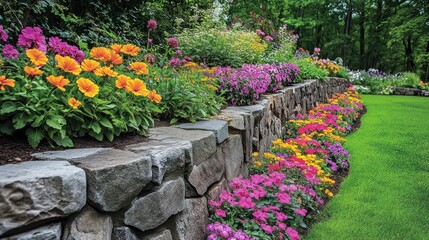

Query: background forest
0 0 428 80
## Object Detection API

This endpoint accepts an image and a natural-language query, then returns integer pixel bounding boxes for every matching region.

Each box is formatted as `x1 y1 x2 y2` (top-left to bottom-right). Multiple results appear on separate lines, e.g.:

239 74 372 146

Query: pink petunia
294 208 307 216
215 209 226 218
286 227 300 240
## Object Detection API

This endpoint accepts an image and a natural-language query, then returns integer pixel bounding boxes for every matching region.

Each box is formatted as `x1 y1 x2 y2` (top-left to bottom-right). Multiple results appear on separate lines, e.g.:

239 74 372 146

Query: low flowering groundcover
207 87 364 240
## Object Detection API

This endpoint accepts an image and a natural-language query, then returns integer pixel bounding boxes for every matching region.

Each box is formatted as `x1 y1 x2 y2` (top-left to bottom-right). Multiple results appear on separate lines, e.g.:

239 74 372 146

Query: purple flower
314 47 321 53
256 29 265 36
147 19 157 31
264 36 273 41
144 53 156 64
17 27 47 53
2 44 19 59
184 56 193 62
47 36 85 63
169 57 181 67
175 50 182 56
0 25 8 42
167 37 179 49
148 38 153 44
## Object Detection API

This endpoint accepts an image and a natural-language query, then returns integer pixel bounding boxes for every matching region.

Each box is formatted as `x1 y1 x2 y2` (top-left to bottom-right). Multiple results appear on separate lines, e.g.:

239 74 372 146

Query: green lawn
306 95 429 240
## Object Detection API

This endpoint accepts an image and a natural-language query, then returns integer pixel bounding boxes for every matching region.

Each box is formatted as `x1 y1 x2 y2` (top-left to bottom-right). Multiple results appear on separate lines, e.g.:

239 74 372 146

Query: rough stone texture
188 146 225 195
0 161 86 236
126 139 191 184
37 149 152 212
169 197 209 240
2 223 61 240
211 110 245 130
176 120 229 144
32 148 109 161
205 178 229 204
62 206 113 240
149 127 216 166
223 134 246 182
142 229 173 240
124 178 185 232
392 87 429 97
112 227 139 240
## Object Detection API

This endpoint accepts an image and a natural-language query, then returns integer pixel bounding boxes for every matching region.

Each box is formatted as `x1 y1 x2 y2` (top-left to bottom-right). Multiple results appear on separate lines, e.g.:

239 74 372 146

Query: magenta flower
184 56 193 62
144 53 156 64
167 37 179 49
215 209 226 218
260 224 273 234
314 47 321 53
147 19 157 31
47 37 85 63
275 192 291 204
2 44 19 59
175 50 182 56
256 29 265 36
169 57 181 67
264 36 273 41
0 25 8 42
286 227 300 240
294 208 307 216
17 27 47 53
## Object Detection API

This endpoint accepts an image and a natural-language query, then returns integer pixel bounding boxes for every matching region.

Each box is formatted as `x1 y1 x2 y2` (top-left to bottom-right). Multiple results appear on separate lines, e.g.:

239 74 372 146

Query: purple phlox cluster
17 27 47 53
2 44 19 59
0 25 8 42
48 37 85 63
207 222 254 240
167 37 179 49
325 142 350 169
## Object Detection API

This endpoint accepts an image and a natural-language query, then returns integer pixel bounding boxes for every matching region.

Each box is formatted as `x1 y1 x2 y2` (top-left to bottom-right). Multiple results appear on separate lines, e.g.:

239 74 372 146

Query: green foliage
392 72 420 88
294 59 328 82
335 68 350 79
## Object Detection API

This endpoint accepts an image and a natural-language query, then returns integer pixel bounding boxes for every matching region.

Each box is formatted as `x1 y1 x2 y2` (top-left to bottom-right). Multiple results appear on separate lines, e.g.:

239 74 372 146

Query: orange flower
55 55 82 75
109 50 123 65
76 78 99 98
90 47 111 63
116 75 131 89
148 89 162 103
0 75 15 91
46 75 70 91
26 49 48 66
121 44 141 56
129 62 148 75
126 78 149 96
24 66 43 77
94 67 118 77
110 44 122 53
68 97 82 109
81 59 101 72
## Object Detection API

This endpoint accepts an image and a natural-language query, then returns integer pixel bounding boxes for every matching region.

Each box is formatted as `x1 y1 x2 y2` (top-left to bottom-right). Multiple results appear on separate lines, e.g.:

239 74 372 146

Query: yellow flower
148 89 162 103
90 47 111 63
26 49 48 66
109 50 123 65
125 78 149 96
121 44 141 56
76 78 99 98
129 62 149 75
110 43 122 53
116 75 131 89
81 59 101 72
68 97 82 109
94 67 118 77
55 55 82 75
24 66 43 77
46 75 70 91
0 75 15 91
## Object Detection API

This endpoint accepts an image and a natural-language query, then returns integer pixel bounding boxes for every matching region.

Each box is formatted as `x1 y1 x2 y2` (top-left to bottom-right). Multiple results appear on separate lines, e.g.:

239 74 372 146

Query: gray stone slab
62 206 113 240
32 148 110 160
170 197 209 240
175 120 228 144
223 134 245 182
149 127 216 166
0 161 86 236
124 178 185 232
211 110 245 130
142 228 173 240
112 227 139 240
2 223 61 240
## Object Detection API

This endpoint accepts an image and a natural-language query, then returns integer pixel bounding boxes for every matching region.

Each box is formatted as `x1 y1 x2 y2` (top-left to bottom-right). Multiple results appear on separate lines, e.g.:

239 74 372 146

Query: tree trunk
359 1 366 70
342 0 353 64
403 35 415 71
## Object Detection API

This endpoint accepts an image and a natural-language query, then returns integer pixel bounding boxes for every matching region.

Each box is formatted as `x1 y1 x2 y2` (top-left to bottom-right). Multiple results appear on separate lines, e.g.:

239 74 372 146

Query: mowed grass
306 95 429 240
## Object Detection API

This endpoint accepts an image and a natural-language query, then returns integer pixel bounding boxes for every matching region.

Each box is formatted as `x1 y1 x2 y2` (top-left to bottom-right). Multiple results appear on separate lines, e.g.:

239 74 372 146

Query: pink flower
0 25 8 42
294 208 307 216
238 197 255 209
184 56 193 62
275 192 291 204
147 19 158 31
148 38 153 44
144 53 156 64
169 57 181 67
256 29 265 36
252 210 268 222
286 227 300 240
215 209 226 218
264 36 273 41
2 44 19 59
260 224 272 234
276 212 288 221
314 47 321 53
175 50 182 56
17 26 47 53
277 222 287 230
167 37 179 49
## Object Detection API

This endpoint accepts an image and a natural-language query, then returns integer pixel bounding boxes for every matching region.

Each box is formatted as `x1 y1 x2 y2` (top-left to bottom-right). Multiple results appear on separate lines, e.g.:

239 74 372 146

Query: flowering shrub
208 87 364 239
215 63 299 105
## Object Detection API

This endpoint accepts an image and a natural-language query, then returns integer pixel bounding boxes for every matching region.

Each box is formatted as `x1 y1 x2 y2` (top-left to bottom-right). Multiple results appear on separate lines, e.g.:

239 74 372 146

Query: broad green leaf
26 128 44 148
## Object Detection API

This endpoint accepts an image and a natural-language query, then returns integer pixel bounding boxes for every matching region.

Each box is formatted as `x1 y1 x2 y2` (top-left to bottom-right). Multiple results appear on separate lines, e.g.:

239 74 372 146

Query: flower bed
207 87 364 240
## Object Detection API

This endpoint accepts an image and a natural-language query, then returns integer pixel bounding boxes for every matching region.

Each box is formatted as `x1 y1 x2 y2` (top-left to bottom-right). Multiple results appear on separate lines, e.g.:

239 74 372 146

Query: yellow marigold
109 50 123 65
24 66 43 77
26 49 48 66
125 78 149 96
46 75 70 91
94 67 118 77
68 97 82 109
76 78 99 98
116 75 131 89
121 44 141 56
90 47 111 63
0 75 15 91
55 55 82 75
129 62 149 75
110 43 122 53
81 59 101 72
148 89 162 103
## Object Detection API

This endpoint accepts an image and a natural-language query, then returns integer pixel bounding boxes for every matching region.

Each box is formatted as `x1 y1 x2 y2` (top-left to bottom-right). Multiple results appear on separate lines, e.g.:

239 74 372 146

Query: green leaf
170 118 178 125
90 122 101 134
1 102 17 115
31 115 45 127
46 115 66 130
27 128 44 148
99 118 113 128
52 135 74 148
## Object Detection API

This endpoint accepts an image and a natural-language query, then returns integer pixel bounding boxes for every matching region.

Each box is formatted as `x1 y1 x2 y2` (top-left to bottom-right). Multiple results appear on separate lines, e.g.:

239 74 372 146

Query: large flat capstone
0 161 86 236
124 178 185 232
175 120 228 144
35 149 152 212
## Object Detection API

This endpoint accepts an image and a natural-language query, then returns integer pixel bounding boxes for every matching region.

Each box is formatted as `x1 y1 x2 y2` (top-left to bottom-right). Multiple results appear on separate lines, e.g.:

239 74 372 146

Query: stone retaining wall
392 87 429 97
0 78 350 240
